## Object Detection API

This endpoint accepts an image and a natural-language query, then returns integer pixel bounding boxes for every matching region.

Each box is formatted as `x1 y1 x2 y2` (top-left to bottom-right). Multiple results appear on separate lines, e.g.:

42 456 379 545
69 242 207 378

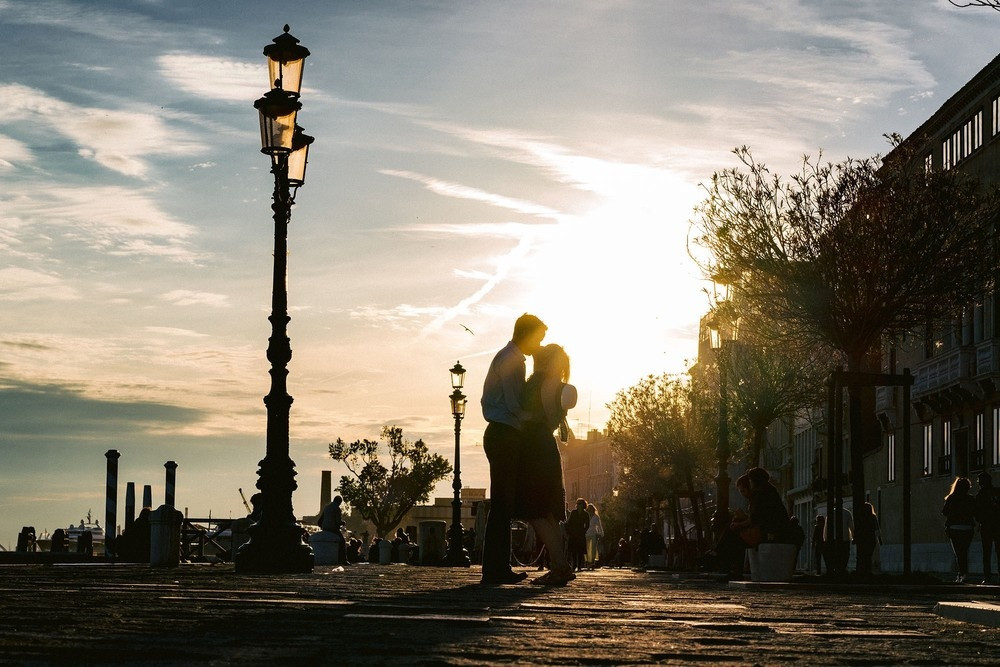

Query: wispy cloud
2 185 200 262
161 290 231 308
0 84 201 178
0 268 78 302
380 169 565 221
158 53 263 102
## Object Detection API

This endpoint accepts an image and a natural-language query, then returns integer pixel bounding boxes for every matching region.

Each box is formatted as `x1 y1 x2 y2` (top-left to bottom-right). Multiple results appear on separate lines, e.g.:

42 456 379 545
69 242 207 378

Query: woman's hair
533 344 570 382
747 467 770 487
587 503 598 514
947 476 971 498
735 474 750 491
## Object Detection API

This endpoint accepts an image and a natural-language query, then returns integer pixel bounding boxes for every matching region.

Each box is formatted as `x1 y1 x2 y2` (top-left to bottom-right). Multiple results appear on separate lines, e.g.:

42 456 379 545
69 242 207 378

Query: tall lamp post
445 362 471 566
236 26 314 574
708 277 739 538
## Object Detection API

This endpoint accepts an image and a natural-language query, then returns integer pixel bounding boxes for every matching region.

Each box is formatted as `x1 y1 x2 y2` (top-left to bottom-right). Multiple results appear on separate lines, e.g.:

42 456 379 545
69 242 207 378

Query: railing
972 449 986 472
975 339 1000 377
180 518 235 561
913 346 974 396
938 454 952 476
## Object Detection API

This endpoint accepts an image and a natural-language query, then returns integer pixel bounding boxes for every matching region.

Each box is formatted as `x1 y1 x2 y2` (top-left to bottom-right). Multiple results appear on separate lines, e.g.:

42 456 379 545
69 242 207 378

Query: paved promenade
1 563 999 665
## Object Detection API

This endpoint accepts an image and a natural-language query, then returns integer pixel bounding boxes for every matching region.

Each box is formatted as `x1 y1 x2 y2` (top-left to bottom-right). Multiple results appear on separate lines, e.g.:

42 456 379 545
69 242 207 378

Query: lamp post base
235 524 314 574
445 523 471 567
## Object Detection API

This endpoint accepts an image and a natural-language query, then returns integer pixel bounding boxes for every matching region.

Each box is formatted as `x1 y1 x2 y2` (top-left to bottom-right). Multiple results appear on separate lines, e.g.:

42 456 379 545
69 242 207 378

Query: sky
1 0 998 548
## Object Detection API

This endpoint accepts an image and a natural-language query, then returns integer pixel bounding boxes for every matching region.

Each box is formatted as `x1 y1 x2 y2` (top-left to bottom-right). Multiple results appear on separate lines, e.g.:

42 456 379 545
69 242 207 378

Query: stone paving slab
934 601 1000 628
1 563 999 664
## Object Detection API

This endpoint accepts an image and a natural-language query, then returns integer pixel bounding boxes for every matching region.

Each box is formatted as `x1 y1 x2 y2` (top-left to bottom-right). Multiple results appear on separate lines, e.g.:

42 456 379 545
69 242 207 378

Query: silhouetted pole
902 368 912 576
236 25 314 574
445 362 471 566
105 449 120 557
125 482 136 530
164 461 177 508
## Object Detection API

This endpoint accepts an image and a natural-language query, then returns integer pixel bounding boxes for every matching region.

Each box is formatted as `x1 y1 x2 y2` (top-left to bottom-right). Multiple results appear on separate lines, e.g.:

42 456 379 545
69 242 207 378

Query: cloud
1 185 201 262
158 53 264 102
143 327 210 338
379 169 565 221
0 132 33 169
0 378 205 440
161 290 231 308
0 267 78 302
0 84 201 178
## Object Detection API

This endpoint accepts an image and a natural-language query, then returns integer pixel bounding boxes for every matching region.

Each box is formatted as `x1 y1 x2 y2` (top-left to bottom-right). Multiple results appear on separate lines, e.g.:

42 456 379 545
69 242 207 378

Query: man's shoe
481 571 528 585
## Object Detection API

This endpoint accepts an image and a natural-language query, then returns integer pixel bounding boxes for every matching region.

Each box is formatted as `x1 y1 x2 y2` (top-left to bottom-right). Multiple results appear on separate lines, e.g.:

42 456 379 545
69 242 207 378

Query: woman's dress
515 375 567 522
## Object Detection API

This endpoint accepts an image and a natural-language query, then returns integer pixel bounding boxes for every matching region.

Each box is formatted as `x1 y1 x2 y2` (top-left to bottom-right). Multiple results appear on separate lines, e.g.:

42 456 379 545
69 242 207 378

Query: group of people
565 498 605 571
809 501 880 577
942 472 1000 583
480 313 580 586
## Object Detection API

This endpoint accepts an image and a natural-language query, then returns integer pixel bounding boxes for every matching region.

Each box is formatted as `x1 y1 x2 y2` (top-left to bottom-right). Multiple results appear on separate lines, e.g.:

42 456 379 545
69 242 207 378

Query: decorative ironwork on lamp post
708 276 738 538
235 25 314 574
445 362 471 566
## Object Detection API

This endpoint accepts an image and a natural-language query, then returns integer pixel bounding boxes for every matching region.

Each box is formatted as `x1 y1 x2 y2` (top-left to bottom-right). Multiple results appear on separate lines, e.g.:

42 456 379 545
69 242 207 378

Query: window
974 411 986 470
923 424 933 476
924 152 933 174
943 111 984 170
994 96 1000 136
994 407 1000 467
888 433 896 482
940 420 953 475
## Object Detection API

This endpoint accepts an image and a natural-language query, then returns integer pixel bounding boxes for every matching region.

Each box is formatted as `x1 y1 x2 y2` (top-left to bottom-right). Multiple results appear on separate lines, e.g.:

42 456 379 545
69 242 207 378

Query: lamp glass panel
258 107 297 154
709 326 722 351
287 142 309 185
450 363 466 389
268 58 305 95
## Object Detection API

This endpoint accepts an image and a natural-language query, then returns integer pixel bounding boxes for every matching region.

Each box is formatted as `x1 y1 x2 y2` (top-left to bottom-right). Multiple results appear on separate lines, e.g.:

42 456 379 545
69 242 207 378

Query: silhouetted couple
480 313 577 586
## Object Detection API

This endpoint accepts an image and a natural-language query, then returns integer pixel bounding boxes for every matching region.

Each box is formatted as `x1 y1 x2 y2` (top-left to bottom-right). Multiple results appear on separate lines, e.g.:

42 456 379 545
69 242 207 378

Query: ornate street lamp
445 362 471 566
235 26 314 574
709 274 739 538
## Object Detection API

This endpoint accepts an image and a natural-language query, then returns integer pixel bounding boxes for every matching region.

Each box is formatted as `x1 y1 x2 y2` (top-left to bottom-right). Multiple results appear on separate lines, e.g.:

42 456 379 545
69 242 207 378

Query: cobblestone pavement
1 563 998 665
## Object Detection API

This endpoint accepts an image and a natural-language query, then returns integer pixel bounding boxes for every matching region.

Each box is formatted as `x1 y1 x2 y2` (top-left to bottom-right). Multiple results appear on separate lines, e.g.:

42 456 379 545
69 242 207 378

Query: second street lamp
445 362 471 566
235 26 314 575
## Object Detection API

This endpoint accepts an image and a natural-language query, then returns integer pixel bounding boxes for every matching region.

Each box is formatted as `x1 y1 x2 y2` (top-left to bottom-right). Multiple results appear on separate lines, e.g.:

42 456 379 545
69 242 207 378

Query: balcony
938 454 952 476
913 346 976 406
972 448 986 472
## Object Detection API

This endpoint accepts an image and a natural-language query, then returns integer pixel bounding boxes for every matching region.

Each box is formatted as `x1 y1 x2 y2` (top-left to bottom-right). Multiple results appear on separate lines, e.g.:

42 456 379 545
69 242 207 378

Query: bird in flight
460 324 475 336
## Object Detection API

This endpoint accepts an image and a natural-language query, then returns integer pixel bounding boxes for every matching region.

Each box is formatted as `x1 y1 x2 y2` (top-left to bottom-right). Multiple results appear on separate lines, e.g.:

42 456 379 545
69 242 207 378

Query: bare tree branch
949 0 1000 10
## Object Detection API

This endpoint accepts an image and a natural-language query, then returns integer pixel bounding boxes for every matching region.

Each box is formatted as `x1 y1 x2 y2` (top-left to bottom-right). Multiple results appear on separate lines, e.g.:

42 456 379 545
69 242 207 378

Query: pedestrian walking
566 498 589 572
943 476 976 583
811 515 825 575
853 502 880 577
585 503 604 569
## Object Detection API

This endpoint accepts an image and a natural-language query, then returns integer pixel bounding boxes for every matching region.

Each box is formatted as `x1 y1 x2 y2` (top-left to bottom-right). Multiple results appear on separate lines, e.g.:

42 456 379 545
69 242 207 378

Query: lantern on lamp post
445 362 471 566
235 26 315 575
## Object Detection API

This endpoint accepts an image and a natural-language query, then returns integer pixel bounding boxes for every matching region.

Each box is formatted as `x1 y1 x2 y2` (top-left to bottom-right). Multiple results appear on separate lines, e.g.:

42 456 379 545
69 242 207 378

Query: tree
692 145 1000 528
725 338 825 466
606 374 714 510
328 425 452 538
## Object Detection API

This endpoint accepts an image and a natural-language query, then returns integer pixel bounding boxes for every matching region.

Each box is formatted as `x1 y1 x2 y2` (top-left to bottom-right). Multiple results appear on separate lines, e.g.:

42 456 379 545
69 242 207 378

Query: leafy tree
692 145 1000 526
328 425 452 538
606 374 714 510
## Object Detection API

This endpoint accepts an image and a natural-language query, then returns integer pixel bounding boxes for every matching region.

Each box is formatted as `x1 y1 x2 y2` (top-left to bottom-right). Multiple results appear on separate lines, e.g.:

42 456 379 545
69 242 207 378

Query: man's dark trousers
481 422 520 580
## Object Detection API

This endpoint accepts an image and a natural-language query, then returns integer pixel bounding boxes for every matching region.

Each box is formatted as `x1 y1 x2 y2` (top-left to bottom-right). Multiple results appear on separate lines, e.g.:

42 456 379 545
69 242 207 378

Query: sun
516 164 707 430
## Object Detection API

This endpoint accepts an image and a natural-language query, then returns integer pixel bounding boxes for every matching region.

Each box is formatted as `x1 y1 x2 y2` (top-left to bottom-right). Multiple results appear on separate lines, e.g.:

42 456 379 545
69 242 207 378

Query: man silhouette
479 313 547 585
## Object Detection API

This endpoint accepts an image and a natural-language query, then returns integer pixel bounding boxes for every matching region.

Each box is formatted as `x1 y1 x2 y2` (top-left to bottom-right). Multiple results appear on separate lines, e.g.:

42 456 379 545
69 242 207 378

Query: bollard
105 450 120 558
379 539 393 565
125 482 136 530
310 531 342 566
164 461 177 508
51 528 67 553
149 504 183 567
